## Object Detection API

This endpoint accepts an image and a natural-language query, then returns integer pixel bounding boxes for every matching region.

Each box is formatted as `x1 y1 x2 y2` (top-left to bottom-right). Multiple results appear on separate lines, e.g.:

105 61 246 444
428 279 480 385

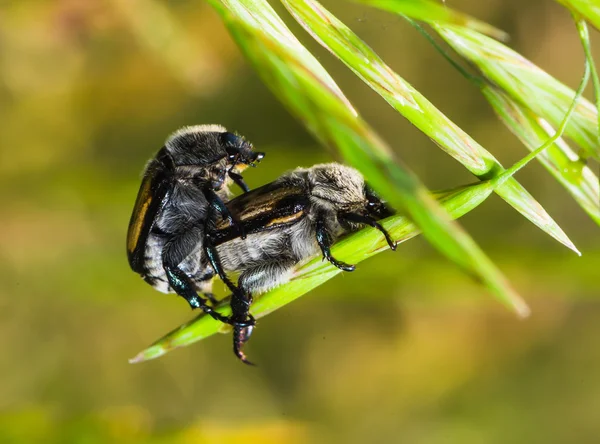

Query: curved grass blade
557 0 600 31
404 17 599 225
210 0 530 317
575 18 600 153
354 0 508 40
434 25 600 161
130 180 498 363
282 0 579 254
213 0 356 114
491 51 591 189
484 86 600 224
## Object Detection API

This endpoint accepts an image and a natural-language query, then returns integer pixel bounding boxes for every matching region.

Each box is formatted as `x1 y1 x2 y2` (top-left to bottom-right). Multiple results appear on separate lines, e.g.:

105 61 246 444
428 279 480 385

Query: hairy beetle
204 163 396 363
127 125 264 322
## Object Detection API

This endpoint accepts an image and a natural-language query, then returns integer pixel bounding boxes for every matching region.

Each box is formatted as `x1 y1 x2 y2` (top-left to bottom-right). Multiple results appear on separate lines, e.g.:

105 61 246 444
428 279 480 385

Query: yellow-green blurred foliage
1 0 599 443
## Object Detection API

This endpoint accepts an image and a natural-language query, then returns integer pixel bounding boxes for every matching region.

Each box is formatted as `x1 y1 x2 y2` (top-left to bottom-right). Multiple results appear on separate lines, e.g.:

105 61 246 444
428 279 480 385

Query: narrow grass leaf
575 19 600 152
407 16 598 226
435 25 600 161
213 0 355 113
354 0 507 40
484 85 600 224
283 0 579 253
486 43 594 230
557 0 600 31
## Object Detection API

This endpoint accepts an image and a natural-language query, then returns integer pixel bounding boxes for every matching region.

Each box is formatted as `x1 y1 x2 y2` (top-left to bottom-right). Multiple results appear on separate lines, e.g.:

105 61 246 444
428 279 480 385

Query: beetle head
364 185 395 220
220 132 265 173
164 125 264 192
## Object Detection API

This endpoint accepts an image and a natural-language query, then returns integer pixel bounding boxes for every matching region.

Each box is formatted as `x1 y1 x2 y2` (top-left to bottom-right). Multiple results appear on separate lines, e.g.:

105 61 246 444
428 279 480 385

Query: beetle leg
163 264 230 324
205 188 246 239
233 321 255 366
339 212 397 250
315 217 355 272
161 229 229 323
228 257 297 365
231 292 255 366
228 170 250 193
229 283 255 365
203 234 245 299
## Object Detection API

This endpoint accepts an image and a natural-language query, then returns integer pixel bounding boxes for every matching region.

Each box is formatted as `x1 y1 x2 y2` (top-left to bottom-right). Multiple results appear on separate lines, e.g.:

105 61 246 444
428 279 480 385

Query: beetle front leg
315 217 355 272
162 264 230 324
228 170 250 193
161 231 229 323
339 212 397 250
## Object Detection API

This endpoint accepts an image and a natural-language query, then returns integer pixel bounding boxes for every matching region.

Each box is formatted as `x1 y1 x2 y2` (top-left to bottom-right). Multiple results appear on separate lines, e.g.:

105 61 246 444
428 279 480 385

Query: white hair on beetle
165 124 227 146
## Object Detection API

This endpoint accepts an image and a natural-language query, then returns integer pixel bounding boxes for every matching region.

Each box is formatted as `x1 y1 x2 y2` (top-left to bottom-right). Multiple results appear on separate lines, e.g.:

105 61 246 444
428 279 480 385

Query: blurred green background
1 0 599 443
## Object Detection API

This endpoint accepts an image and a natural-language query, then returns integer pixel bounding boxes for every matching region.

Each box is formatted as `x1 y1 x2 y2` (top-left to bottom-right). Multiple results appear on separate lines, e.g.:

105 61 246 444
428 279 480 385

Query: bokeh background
1 0 599 442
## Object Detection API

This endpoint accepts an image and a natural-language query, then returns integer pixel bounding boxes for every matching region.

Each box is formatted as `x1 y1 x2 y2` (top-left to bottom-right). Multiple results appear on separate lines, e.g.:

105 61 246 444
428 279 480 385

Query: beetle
203 163 396 364
126 125 264 323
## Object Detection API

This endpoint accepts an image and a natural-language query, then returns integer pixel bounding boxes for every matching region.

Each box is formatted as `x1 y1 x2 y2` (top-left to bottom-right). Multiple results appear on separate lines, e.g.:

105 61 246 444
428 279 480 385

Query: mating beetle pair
127 125 396 364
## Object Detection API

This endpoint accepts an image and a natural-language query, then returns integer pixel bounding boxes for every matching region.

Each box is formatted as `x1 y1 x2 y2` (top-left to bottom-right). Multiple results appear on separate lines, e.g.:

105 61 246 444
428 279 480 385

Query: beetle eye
365 187 378 206
225 145 240 162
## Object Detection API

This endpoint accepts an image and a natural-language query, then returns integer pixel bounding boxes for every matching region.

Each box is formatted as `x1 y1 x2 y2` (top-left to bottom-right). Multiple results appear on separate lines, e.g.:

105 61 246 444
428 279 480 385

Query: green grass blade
490 52 590 187
209 0 531 317
557 0 600 31
282 0 579 254
435 25 600 161
575 18 600 153
129 180 499 363
484 86 600 224
405 15 598 225
354 0 508 40
211 0 355 113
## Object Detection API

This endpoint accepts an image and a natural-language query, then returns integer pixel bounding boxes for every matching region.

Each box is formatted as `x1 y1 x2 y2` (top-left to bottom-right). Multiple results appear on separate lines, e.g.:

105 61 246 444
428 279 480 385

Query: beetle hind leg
233 321 256 366
227 258 297 364
163 265 230 323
